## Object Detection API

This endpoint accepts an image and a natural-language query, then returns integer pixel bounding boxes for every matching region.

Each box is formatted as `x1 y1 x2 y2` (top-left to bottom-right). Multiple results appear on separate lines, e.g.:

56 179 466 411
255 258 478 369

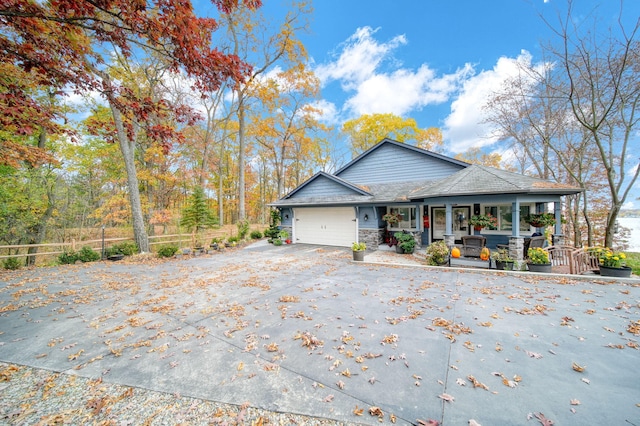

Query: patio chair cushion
461 235 486 258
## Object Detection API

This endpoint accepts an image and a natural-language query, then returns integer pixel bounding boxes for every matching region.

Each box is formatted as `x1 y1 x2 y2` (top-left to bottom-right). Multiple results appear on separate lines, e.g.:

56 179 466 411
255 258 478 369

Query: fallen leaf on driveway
570 399 581 405
525 350 543 359
369 406 384 419
533 412 554 425
438 393 455 402
417 419 439 426
572 362 585 372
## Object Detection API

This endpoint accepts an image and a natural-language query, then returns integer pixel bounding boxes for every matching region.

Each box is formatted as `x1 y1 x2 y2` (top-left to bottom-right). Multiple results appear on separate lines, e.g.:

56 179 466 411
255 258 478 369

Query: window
388 207 417 229
483 205 530 232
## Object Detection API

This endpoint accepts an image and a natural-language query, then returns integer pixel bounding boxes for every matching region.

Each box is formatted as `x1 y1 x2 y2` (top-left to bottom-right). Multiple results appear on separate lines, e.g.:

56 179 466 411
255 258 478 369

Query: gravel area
0 362 349 425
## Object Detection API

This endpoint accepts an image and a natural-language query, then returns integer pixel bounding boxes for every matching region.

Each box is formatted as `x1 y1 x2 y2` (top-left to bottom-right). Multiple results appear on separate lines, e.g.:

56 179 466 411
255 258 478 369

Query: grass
625 251 640 276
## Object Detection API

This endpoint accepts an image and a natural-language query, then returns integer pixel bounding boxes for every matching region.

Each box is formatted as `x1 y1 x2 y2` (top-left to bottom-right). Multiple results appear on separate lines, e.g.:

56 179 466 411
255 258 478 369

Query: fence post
72 239 76 251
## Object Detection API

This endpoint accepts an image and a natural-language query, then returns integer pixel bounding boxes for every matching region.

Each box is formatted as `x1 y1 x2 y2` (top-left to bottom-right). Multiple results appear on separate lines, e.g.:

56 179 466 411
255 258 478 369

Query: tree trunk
237 94 246 221
109 103 150 253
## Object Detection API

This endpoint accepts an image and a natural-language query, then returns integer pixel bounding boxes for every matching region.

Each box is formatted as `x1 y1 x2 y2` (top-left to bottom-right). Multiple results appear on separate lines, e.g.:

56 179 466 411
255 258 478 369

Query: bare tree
546 1 640 247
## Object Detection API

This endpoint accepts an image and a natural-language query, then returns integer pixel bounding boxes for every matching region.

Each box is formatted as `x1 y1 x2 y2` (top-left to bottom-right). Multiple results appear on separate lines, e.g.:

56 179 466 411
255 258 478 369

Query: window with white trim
388 207 417 229
483 205 531 232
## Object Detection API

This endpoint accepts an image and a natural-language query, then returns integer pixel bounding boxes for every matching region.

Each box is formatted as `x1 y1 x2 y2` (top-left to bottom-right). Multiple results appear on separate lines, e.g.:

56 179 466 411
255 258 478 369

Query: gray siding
337 143 464 184
288 175 361 199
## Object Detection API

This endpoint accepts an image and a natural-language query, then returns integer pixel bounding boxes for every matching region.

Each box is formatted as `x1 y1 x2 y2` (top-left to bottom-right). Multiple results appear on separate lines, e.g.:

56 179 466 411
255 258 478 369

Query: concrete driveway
0 241 639 425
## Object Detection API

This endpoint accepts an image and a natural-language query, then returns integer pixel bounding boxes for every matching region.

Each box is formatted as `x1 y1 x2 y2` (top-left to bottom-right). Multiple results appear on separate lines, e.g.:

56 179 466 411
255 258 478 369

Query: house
271 139 582 261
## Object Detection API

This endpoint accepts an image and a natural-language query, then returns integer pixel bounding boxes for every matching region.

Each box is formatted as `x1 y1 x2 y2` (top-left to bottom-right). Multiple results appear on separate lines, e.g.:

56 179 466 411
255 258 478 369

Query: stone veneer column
509 236 525 267
552 234 565 246
444 234 455 248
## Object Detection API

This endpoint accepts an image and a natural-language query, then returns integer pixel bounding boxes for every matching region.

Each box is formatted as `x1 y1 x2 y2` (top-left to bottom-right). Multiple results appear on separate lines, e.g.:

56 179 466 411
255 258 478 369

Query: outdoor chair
524 235 546 258
461 235 486 257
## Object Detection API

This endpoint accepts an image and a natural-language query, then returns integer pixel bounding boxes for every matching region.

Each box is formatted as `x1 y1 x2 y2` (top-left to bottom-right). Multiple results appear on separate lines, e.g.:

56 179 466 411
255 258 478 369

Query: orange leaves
627 320 640 335
572 362 586 373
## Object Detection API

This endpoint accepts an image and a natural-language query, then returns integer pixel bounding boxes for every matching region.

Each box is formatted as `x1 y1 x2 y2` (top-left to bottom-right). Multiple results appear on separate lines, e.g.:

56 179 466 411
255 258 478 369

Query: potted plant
394 231 416 254
278 229 291 244
595 247 631 278
524 212 556 228
425 240 449 266
382 213 402 226
468 214 498 231
491 248 514 270
527 247 551 273
352 242 366 261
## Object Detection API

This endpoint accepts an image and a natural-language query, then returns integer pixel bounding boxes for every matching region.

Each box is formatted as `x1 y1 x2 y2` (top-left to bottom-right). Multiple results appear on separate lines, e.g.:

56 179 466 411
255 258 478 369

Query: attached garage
294 207 356 247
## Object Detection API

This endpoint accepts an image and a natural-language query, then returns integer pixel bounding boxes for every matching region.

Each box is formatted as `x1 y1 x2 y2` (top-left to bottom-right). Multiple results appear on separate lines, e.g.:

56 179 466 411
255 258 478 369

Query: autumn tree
453 147 503 168
250 65 327 197
1 0 261 252
342 113 442 156
222 0 310 220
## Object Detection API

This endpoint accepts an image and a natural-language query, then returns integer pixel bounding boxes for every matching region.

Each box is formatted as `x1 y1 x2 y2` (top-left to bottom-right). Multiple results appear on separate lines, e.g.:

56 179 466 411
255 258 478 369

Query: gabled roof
409 165 583 199
281 171 372 200
335 138 468 176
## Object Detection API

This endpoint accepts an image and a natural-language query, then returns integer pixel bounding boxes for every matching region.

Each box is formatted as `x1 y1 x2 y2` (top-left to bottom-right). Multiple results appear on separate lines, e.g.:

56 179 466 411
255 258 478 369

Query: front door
431 206 471 242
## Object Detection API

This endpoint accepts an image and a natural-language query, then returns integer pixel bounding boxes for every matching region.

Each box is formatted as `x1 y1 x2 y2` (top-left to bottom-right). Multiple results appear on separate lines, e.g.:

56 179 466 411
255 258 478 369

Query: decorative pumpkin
451 247 461 258
480 247 491 261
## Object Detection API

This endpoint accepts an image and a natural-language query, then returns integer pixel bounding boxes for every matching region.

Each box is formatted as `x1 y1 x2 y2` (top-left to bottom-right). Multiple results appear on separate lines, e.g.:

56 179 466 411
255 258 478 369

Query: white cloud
443 50 537 153
315 27 407 91
314 26 473 121
344 64 473 117
308 99 339 124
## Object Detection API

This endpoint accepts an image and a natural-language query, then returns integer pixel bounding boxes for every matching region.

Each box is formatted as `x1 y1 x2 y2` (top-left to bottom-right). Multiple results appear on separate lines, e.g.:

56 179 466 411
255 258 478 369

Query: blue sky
255 0 639 208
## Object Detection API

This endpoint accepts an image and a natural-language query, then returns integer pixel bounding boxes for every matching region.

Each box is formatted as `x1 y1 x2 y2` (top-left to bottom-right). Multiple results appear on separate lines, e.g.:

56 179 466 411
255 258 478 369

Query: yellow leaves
479 321 493 327
381 334 398 344
353 405 364 416
265 343 279 352
340 368 351 378
68 349 84 361
279 295 299 303
237 362 245 371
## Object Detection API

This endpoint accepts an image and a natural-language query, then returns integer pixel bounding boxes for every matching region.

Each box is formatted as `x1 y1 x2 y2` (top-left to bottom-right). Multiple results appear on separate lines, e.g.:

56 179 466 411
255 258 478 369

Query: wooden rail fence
0 225 267 264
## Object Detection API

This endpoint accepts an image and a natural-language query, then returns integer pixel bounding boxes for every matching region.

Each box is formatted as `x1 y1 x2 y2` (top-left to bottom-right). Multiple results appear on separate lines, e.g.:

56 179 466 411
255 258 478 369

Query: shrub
3 257 21 270
425 241 449 266
227 235 240 244
58 250 79 265
157 245 179 258
250 230 263 239
106 242 138 257
237 219 250 240
273 238 283 246
78 246 101 262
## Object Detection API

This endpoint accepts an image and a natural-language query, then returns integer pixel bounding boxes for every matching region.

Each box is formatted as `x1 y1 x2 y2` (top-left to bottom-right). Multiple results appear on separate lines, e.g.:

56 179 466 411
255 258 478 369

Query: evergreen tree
180 187 218 234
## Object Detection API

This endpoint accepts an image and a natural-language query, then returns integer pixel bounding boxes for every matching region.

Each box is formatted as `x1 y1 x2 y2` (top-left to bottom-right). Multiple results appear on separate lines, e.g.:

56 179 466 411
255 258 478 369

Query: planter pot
496 260 515 271
395 245 404 254
528 263 552 273
353 250 365 261
401 247 415 254
599 265 632 278
473 226 483 231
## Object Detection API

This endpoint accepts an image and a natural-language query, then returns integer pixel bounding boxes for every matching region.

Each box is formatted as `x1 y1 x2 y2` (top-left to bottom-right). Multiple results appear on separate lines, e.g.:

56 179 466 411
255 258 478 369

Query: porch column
509 200 524 265
553 201 565 246
512 201 520 238
444 203 455 248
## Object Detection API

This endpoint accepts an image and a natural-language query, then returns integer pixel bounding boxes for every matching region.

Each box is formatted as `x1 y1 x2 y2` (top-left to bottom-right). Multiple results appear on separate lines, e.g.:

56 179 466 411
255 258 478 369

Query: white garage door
294 207 356 247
